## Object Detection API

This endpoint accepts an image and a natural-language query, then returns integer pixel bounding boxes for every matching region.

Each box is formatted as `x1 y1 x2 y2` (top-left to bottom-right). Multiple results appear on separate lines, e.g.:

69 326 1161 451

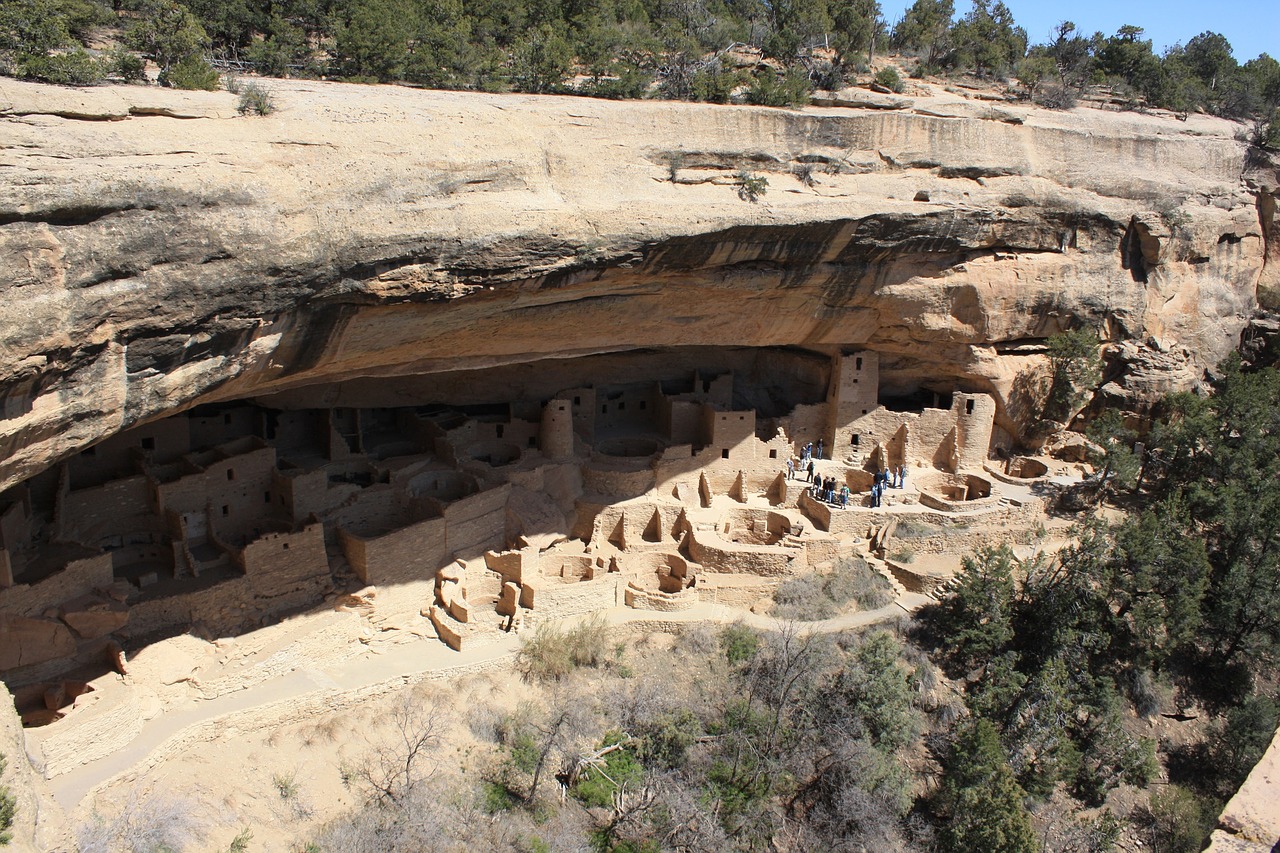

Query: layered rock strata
0 78 1276 495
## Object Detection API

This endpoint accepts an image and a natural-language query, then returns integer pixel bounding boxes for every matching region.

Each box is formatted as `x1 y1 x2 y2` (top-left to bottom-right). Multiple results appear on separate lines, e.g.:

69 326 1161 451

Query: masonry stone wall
0 553 113 618
342 515 448 585
69 416 189 490
59 475 154 546
241 523 328 604
529 575 619 619
444 484 512 560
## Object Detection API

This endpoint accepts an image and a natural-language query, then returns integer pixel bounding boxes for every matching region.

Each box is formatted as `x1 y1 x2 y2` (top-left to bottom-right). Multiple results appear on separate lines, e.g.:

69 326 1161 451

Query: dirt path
48 596 924 811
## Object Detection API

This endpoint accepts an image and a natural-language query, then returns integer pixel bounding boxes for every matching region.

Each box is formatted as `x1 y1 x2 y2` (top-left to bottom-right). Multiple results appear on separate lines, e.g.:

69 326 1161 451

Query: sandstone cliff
1 77 1276 491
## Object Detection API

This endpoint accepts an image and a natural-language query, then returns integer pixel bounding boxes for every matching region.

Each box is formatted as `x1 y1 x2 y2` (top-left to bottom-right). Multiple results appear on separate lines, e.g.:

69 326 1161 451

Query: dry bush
516 613 611 682
77 790 206 853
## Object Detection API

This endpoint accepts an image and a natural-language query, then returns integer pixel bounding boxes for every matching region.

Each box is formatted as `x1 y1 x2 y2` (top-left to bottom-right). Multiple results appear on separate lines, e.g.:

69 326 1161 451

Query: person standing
816 439 823 460
786 457 795 480
807 459 815 483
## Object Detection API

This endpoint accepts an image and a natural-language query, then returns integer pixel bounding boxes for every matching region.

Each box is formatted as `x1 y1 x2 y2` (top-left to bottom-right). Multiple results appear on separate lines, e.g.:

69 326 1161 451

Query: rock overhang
0 77 1275 492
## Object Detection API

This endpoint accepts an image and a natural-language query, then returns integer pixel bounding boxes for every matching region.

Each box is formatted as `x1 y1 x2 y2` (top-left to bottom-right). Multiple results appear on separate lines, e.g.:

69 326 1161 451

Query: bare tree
353 692 449 805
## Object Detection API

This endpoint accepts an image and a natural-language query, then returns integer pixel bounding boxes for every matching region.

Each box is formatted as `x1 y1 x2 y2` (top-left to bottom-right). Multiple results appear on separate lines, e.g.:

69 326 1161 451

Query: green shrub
481 780 518 813
572 732 643 808
236 81 276 115
20 47 104 85
1146 785 1214 853
873 66 904 93
161 54 218 90
745 68 812 107
106 48 146 83
719 622 760 663
736 170 768 203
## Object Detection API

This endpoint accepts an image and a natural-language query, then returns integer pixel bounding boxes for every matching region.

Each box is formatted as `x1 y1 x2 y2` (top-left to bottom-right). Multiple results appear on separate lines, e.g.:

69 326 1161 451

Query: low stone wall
624 581 698 612
696 574 778 608
917 490 1002 513
688 529 802 576
33 688 150 779
528 575 620 619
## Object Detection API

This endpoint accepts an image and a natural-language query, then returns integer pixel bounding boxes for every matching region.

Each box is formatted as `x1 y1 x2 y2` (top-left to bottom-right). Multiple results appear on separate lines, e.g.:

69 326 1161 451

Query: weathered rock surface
1 78 1277 491
0 614 77 670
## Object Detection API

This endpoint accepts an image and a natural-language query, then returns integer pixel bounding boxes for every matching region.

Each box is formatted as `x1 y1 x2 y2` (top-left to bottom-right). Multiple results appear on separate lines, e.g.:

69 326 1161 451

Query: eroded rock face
1 78 1276 491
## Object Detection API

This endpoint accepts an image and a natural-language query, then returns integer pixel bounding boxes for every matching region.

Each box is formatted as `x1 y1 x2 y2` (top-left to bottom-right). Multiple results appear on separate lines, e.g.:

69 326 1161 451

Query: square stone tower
828 352 879 452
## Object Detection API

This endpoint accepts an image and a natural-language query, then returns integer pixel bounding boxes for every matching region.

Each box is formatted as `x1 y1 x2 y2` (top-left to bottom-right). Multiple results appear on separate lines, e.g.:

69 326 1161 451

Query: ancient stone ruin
1 347 1045 693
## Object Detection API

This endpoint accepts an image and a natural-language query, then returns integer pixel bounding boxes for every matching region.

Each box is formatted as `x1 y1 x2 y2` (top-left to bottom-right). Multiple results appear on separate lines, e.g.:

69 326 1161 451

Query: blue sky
883 0 1278 63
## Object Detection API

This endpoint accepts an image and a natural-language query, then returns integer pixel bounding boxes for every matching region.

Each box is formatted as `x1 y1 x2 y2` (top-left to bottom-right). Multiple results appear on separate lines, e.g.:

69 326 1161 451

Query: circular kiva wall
620 550 691 592
466 440 522 467
917 472 998 511
985 456 1050 484
594 436 664 458
410 469 479 502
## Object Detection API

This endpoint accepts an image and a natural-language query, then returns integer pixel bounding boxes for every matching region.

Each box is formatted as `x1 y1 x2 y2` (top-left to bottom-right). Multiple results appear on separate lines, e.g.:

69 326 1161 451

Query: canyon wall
1 78 1277 490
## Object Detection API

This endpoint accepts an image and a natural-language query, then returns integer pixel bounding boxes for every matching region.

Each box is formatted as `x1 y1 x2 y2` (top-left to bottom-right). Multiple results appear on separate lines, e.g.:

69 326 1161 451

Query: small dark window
856 357 863 370
496 424 504 438
852 434 860 446
573 396 581 406
226 469 235 481
739 415 745 421
618 402 626 411
558 404 566 411
141 437 155 450
769 449 778 459
639 401 646 410
966 399 975 415
601 404 608 414
862 409 868 415
221 505 229 516
282 542 290 550
853 378 858 384
721 449 729 459
264 492 271 503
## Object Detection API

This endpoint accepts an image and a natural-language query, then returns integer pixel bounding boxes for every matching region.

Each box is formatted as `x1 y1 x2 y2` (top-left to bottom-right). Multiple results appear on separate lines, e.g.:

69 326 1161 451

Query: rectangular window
264 492 271 503
618 402 626 411
966 399 975 415
573 396 581 406
856 357 863 370
852 434 860 446
221 505 229 516
496 424 504 438
226 469 235 481
769 449 778 458
721 449 729 459
282 542 290 550
601 404 608 414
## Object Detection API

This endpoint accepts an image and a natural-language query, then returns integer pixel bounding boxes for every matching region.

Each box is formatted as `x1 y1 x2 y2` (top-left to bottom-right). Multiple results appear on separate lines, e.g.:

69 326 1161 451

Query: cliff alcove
2 75 1280 850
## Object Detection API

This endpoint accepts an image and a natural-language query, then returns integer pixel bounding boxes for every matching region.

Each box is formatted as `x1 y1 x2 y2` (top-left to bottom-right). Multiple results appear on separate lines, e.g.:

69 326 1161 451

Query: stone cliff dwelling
0 347 1048 720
